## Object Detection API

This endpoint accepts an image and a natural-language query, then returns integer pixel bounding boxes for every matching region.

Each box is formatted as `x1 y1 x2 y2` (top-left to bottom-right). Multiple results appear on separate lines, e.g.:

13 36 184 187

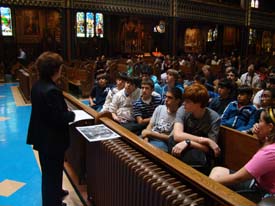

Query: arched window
0 7 13 36
86 12 94 38
76 12 85 37
76 11 104 38
95 13 104 38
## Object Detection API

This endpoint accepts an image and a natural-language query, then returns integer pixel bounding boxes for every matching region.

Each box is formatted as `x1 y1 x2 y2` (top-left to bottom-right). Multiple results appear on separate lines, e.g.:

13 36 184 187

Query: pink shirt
245 143 275 194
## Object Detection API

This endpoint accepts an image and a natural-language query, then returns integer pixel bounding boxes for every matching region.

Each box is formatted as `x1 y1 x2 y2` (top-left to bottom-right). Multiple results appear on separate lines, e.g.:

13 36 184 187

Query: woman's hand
171 141 188 157
252 123 260 135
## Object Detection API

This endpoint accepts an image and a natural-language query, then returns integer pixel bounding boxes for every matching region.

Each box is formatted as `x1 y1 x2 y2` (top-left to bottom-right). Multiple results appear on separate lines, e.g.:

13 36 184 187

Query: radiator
86 138 204 206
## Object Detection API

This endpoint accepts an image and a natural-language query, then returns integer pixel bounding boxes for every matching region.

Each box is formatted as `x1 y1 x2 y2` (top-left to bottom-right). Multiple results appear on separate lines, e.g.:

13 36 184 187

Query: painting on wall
23 10 40 35
120 18 145 54
184 28 202 53
223 26 236 45
262 31 272 52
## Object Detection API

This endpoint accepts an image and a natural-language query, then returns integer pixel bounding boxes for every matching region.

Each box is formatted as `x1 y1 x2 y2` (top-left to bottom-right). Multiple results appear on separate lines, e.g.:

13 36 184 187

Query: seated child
221 85 257 132
101 72 127 112
141 87 183 152
208 78 236 115
89 73 112 112
123 78 162 135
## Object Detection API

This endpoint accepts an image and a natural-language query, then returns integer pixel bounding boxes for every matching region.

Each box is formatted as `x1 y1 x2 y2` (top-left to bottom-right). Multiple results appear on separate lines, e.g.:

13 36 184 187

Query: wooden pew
61 63 94 98
17 69 30 101
63 92 256 206
0 62 4 82
219 126 260 171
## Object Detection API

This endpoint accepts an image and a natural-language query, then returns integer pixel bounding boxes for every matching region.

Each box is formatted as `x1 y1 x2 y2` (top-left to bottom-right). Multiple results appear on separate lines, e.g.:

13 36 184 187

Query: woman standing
209 107 275 202
27 52 75 206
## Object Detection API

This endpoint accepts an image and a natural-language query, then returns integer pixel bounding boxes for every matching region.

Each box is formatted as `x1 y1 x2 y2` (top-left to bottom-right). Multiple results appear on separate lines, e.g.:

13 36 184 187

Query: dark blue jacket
221 100 257 132
209 96 235 115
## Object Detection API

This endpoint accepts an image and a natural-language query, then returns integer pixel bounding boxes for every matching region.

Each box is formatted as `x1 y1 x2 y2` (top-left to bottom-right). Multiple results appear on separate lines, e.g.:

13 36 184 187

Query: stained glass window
76 12 85 37
207 27 218 42
249 28 256 44
251 0 259 8
95 13 104 38
86 12 94 37
213 27 218 40
207 29 213 42
76 12 104 38
1 7 13 36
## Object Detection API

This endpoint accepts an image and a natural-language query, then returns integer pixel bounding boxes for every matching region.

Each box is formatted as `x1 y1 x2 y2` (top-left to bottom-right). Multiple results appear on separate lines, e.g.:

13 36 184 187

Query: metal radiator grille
86 138 204 206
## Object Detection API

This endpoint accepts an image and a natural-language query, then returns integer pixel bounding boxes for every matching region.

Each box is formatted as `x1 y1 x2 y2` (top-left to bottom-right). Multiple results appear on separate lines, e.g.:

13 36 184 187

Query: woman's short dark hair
36 51 63 81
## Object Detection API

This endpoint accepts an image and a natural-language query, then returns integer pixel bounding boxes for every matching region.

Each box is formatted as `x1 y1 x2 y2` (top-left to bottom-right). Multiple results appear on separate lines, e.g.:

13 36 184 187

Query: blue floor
0 83 41 206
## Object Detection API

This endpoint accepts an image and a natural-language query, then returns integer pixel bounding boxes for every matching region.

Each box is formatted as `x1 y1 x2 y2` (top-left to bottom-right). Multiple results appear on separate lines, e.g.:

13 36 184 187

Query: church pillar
64 0 72 60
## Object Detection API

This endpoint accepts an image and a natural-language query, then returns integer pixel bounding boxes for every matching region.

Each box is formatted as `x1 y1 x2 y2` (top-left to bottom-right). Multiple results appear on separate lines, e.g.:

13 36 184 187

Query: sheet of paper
76 124 120 142
69 110 94 124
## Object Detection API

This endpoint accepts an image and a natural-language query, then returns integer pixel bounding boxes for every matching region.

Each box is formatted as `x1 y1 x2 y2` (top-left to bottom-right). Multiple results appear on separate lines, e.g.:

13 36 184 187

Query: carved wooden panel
72 0 170 16
2 0 65 8
250 10 275 30
176 1 245 25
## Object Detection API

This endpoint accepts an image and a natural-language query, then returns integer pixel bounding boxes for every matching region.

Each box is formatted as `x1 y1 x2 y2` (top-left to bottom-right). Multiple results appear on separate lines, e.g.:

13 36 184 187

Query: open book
76 124 120 142
69 110 94 125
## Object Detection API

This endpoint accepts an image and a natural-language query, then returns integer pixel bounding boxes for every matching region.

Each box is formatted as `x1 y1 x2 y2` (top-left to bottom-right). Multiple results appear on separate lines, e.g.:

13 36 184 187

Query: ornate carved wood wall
3 0 275 28
72 0 171 16
1 0 65 8
1 0 275 59
176 1 245 26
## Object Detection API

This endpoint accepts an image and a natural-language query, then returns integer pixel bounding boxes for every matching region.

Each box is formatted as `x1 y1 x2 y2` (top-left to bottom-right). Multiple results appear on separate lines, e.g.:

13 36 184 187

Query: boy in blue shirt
89 73 112 112
221 85 257 132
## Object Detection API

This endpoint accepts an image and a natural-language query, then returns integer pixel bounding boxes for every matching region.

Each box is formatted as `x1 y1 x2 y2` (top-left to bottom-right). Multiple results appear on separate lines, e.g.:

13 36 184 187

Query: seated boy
208 78 236 115
141 87 183 152
221 85 257 132
109 76 140 124
169 83 221 172
161 69 184 99
141 65 162 95
89 73 112 112
123 78 162 135
101 72 127 112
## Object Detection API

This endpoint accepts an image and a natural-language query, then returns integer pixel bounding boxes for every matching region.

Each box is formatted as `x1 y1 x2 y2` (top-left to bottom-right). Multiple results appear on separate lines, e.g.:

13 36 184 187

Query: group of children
87 62 275 203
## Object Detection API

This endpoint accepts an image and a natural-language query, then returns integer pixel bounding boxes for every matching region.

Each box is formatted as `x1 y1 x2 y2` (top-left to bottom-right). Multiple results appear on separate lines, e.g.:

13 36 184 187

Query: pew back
219 126 260 171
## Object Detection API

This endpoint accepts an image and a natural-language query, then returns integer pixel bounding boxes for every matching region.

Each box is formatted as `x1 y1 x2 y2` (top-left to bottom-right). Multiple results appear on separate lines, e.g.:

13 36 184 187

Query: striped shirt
133 95 162 119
